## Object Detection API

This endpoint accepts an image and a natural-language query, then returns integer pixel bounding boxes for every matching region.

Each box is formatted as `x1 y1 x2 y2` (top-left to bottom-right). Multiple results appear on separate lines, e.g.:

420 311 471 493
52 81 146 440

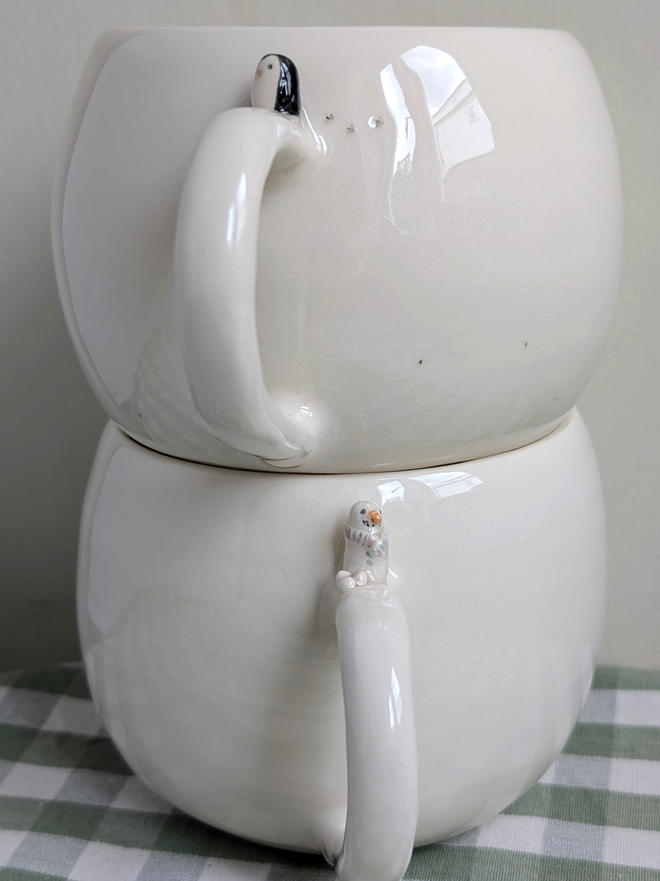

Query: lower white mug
78 409 605 881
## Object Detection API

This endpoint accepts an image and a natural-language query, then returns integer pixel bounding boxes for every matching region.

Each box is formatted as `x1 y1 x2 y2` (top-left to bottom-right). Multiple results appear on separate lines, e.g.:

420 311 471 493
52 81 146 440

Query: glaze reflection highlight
379 46 495 237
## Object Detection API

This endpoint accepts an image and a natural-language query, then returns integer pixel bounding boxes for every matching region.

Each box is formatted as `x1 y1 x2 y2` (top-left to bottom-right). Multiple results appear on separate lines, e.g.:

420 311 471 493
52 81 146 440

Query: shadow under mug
79 409 605 881
55 27 621 472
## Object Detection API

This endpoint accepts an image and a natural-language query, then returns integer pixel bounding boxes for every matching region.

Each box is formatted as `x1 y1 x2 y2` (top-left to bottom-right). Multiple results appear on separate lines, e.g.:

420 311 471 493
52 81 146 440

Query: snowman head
347 501 384 535
251 54 300 116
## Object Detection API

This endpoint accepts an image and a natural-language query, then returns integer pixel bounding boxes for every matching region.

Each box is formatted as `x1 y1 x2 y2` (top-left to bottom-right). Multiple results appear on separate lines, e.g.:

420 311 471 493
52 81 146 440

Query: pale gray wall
1 0 658 671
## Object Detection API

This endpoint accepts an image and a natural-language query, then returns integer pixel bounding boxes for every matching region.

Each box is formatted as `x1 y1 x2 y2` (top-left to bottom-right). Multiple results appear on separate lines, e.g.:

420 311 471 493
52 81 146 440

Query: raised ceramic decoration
251 54 300 115
54 28 622 472
78 409 606 881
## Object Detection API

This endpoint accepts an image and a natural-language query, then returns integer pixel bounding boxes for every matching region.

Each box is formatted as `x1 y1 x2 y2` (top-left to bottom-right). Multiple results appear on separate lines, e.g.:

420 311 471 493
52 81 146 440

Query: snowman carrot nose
369 510 382 524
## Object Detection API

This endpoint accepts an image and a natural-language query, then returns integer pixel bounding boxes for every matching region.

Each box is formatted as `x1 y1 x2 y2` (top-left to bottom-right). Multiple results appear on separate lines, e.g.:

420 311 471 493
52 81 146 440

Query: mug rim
110 408 576 479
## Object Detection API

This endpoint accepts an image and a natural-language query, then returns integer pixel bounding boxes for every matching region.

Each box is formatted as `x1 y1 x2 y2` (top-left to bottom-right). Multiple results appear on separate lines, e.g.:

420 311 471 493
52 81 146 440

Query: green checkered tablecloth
0 664 659 880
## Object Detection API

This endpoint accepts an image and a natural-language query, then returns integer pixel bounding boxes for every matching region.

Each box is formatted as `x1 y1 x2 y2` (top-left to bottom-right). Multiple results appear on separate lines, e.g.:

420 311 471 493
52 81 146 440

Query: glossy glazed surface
79 409 606 854
55 27 622 472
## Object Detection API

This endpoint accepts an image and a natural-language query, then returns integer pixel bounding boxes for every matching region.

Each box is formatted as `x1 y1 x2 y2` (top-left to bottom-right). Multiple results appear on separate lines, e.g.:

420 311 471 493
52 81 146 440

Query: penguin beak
368 510 382 525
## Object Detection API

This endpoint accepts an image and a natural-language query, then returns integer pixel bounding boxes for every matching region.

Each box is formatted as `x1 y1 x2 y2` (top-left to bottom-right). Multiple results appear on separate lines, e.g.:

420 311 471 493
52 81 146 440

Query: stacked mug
54 28 621 881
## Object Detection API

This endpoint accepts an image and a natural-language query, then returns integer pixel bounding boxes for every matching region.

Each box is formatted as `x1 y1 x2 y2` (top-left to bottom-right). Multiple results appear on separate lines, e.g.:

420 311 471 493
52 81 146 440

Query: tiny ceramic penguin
251 54 300 116
336 501 389 593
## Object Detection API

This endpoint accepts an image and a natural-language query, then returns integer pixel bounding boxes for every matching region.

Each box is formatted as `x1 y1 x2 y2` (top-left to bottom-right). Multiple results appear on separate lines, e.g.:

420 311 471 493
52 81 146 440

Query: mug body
79 409 606 849
55 27 621 473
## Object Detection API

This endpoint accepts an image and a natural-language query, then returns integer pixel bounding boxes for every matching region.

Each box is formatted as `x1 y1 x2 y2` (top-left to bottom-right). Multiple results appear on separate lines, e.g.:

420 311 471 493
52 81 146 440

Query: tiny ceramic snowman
336 501 389 593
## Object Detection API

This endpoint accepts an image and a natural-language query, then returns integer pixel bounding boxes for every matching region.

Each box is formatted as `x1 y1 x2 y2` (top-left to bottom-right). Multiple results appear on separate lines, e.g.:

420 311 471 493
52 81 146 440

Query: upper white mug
53 27 622 472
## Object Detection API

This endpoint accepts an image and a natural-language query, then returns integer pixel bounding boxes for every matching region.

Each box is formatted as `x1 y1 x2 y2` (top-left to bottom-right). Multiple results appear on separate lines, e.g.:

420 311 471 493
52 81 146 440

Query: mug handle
330 585 419 881
174 107 315 465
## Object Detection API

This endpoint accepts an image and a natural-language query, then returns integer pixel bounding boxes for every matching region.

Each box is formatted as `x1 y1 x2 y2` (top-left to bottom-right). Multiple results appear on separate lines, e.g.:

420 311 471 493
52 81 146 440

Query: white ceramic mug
55 27 621 472
79 409 605 881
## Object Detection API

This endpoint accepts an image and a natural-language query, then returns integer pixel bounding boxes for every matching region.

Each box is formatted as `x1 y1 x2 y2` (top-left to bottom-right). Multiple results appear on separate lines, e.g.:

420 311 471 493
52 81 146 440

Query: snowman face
251 54 300 115
347 501 384 534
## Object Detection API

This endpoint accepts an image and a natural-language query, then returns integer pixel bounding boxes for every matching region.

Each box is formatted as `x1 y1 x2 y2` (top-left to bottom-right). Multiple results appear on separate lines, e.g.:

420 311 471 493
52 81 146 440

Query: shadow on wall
0 205 107 672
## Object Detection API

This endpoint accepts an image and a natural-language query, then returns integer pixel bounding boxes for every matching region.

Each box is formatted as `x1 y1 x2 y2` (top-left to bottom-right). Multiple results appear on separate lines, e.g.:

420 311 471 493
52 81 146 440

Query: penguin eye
267 63 273 70
360 509 366 515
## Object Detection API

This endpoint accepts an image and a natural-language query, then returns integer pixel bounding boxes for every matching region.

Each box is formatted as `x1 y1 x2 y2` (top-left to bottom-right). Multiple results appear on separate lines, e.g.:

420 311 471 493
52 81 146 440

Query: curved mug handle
174 98 315 465
328 503 419 881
